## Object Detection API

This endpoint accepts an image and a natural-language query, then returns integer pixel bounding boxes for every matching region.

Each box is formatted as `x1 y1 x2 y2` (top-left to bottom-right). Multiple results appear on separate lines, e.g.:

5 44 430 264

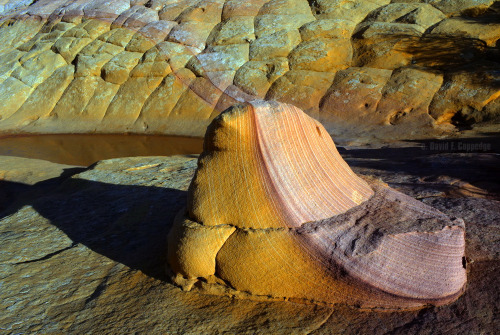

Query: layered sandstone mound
0 0 499 140
167 101 467 310
1 152 498 333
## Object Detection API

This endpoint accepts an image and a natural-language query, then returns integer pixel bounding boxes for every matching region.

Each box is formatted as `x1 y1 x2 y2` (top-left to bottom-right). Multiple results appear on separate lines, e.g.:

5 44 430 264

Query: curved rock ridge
167 100 467 310
188 101 374 229
0 0 499 141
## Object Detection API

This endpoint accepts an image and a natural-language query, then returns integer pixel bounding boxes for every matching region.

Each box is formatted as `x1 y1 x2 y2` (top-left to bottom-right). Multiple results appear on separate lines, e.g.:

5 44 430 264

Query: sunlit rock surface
168 101 467 310
0 149 498 333
0 0 498 141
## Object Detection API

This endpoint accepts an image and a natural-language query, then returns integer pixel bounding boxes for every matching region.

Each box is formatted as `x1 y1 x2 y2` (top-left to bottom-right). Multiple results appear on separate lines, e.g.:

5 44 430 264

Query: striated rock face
0 0 499 141
188 100 374 229
167 101 467 310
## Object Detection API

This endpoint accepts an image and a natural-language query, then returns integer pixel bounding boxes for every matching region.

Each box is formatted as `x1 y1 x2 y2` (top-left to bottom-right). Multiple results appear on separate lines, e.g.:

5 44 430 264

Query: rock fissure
13 242 77 265
84 274 110 307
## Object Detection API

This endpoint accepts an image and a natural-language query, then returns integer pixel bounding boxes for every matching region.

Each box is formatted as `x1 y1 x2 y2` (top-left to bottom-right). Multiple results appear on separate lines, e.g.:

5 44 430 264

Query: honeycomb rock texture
0 0 499 141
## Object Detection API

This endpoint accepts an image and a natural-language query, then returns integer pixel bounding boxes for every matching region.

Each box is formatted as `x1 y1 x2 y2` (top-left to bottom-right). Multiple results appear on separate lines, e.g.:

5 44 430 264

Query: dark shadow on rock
397 1 500 72
0 180 32 214
0 172 187 281
1 136 498 282
339 136 500 197
461 1 500 24
392 32 500 130
396 35 499 74
0 167 87 214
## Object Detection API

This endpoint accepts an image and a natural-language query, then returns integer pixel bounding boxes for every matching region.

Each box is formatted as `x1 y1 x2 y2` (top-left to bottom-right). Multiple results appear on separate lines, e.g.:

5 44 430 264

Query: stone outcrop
0 0 498 141
0 144 498 332
167 101 467 310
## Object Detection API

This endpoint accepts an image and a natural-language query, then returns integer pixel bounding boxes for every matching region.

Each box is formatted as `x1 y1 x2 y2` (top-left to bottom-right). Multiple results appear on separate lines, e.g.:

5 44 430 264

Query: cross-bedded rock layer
167 101 467 310
0 0 499 141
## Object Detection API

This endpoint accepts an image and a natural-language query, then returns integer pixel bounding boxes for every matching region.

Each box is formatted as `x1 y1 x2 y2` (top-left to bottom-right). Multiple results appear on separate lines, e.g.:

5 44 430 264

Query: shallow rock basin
0 134 204 166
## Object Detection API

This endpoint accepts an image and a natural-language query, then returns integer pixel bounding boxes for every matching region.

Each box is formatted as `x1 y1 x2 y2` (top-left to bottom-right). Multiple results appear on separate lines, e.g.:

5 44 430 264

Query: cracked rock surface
0 146 498 333
0 0 499 142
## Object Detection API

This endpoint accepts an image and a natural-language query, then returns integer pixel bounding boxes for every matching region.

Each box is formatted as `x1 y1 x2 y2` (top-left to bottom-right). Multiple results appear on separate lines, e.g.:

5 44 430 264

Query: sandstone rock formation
0 147 498 332
0 0 498 141
167 101 467 310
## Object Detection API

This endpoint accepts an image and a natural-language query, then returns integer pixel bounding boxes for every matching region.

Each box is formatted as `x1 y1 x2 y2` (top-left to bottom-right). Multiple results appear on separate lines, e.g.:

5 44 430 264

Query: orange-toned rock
375 67 443 126
188 101 374 229
249 29 301 60
319 66 392 132
431 0 497 15
208 16 255 45
265 70 335 118
429 64 500 126
233 58 289 97
352 22 425 69
288 38 352 72
364 3 446 29
430 17 500 47
299 19 356 41
311 0 391 23
167 100 467 310
253 0 315 37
